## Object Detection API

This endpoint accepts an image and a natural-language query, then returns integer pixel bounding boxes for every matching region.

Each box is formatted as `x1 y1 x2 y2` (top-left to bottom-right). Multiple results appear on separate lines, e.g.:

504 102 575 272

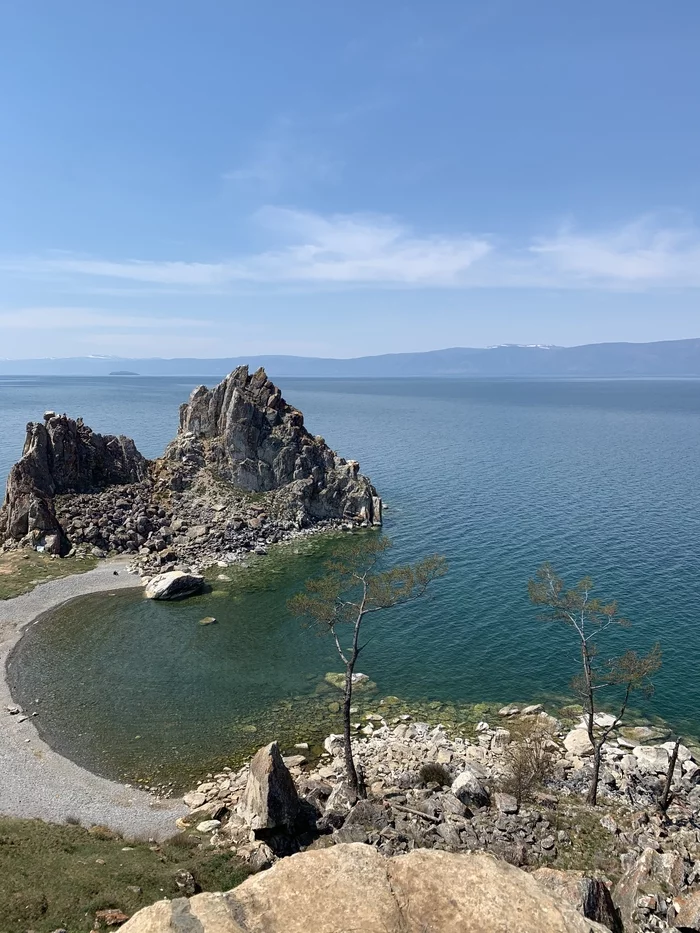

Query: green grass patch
0 816 249 933
0 551 98 600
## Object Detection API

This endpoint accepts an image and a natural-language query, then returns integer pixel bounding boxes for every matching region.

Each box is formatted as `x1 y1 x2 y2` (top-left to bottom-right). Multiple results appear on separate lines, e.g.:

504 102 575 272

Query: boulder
238 742 300 831
451 765 490 808
564 729 594 757
120 843 613 932
494 792 518 815
632 745 669 774
533 867 623 933
613 847 685 931
670 888 700 930
144 571 204 600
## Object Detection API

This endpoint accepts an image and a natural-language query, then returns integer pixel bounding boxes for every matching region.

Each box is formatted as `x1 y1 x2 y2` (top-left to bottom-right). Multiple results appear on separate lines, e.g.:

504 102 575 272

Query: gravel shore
0 559 186 840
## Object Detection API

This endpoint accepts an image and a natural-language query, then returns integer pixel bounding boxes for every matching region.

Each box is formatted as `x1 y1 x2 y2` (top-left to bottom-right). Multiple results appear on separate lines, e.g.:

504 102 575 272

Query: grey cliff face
0 414 147 549
165 366 381 526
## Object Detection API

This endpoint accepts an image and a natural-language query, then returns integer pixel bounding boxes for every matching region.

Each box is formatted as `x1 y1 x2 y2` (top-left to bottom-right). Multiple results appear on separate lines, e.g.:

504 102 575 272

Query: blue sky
1 1 699 358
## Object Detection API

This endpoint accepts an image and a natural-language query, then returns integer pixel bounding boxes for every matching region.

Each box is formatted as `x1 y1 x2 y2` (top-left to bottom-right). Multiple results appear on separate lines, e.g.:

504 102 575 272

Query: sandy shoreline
0 559 186 840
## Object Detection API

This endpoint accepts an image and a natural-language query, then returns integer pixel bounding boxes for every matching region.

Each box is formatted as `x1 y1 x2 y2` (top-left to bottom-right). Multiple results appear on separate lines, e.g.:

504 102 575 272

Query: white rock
661 741 693 763
183 791 207 809
521 704 543 716
144 570 204 600
633 746 670 773
196 819 221 832
577 712 617 730
563 729 593 757
323 734 344 755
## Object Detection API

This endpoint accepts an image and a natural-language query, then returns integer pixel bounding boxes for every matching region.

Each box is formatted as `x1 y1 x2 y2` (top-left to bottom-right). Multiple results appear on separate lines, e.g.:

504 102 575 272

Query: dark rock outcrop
0 414 146 552
164 366 381 526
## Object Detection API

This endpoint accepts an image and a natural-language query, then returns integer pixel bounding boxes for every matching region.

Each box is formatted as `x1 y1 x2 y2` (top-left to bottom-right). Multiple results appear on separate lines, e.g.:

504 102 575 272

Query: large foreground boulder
121 843 610 932
237 741 300 831
144 571 204 600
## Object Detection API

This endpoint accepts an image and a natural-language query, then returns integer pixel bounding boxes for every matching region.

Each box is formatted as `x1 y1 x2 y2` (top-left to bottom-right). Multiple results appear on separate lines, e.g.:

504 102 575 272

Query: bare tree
288 536 447 797
528 563 661 806
658 736 682 814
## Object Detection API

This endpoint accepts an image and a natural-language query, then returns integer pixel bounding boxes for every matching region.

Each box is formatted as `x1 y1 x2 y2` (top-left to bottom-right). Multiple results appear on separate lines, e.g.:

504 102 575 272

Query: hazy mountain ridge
1 338 700 377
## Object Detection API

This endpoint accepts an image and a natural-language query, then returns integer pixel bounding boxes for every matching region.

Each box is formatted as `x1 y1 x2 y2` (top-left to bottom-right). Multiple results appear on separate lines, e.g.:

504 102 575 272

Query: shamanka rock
0 367 382 570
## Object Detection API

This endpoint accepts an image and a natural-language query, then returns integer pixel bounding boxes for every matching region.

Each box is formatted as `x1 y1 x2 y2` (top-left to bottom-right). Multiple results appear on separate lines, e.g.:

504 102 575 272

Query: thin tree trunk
658 736 681 814
587 744 602 806
343 659 360 796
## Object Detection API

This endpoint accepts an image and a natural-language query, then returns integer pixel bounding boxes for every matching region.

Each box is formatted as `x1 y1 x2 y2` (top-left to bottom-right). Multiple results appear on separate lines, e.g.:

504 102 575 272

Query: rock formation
120 844 609 933
0 413 146 553
0 367 381 568
163 366 381 526
237 742 300 831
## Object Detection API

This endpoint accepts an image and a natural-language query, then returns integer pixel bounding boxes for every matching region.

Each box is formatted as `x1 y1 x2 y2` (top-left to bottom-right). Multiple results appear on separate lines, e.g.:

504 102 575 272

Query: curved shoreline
0 559 186 840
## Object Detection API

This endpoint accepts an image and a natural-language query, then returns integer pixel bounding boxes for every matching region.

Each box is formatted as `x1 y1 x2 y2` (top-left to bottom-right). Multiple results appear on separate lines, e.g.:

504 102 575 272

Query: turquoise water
3 376 700 785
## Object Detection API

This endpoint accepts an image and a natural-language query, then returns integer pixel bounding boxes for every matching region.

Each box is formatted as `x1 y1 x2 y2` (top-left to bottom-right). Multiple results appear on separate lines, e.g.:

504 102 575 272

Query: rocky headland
0 366 381 577
173 706 700 933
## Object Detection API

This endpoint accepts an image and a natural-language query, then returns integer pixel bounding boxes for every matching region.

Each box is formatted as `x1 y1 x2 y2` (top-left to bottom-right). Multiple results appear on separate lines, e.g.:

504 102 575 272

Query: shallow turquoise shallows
3 376 700 786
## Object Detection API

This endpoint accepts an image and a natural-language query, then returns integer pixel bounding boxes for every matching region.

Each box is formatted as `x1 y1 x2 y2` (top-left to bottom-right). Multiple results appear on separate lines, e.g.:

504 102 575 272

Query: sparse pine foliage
288 536 447 796
499 720 556 804
528 563 661 806
419 762 453 787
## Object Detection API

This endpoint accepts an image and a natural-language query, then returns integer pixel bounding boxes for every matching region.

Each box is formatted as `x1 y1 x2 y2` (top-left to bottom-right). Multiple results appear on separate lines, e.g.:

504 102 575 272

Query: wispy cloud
0 308 210 330
3 210 700 295
223 119 341 196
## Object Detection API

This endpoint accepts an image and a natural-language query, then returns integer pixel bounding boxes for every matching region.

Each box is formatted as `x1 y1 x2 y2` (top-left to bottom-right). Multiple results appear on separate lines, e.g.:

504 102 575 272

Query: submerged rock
144 571 204 600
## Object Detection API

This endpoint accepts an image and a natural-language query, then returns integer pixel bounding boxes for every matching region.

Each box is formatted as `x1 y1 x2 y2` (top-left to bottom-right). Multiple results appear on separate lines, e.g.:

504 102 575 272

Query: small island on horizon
108 370 139 376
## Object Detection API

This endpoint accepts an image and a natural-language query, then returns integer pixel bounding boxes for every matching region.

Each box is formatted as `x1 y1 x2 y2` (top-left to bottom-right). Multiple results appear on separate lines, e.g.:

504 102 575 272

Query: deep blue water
2 376 700 783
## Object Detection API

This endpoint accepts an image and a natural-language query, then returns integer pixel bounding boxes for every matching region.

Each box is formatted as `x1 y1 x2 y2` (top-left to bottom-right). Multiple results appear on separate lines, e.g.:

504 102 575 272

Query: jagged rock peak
0 413 147 549
166 366 382 525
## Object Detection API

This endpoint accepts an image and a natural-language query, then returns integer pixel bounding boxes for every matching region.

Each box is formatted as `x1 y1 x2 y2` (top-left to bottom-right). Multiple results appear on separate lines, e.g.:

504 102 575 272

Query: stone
324 671 369 690
95 909 131 926
144 571 204 600
183 791 207 809
494 792 518 815
498 705 520 716
671 888 700 930
196 820 222 833
613 847 685 931
632 745 669 773
533 867 623 933
451 765 490 808
521 704 544 715
175 869 197 896
564 729 594 757
237 742 300 831
199 616 217 625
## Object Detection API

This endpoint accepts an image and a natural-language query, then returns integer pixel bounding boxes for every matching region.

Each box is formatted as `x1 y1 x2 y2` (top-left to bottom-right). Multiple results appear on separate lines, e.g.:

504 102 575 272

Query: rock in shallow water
144 570 204 600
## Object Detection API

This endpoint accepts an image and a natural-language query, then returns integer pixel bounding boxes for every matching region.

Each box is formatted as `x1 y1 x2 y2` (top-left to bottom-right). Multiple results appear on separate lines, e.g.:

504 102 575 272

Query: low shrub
419 762 452 787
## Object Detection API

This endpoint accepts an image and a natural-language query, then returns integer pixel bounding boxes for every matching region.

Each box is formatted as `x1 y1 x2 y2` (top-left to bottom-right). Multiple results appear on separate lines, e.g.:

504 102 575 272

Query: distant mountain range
2 338 700 377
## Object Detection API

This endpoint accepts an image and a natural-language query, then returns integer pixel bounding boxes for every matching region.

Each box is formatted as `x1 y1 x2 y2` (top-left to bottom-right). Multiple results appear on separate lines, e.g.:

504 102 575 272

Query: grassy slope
0 817 248 933
0 551 98 600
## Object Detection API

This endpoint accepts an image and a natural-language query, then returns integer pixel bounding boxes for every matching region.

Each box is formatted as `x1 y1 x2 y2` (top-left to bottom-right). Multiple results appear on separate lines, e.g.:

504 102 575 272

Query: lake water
2 375 700 787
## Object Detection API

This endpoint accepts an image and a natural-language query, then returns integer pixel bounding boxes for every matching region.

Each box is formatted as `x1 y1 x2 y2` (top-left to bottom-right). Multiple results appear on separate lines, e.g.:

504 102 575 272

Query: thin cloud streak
0 308 211 330
3 210 700 293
